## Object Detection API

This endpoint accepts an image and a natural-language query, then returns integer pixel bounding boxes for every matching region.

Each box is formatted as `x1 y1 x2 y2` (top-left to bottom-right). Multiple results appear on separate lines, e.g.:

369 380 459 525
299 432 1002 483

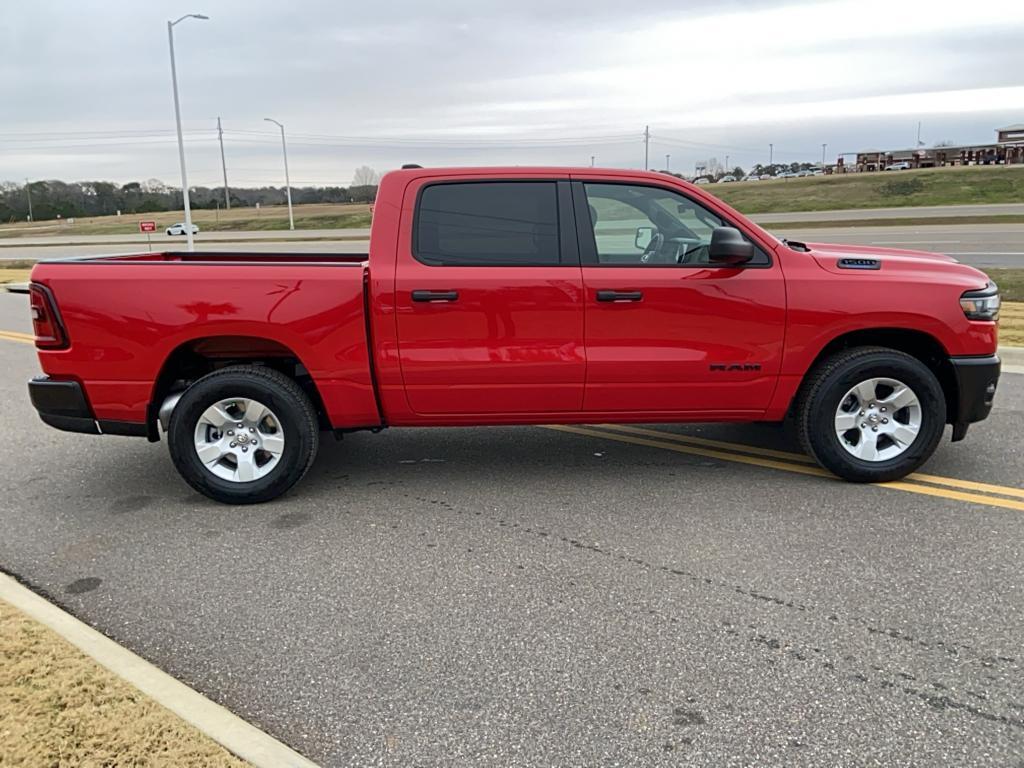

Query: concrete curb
1001 345 1024 374
4 282 29 294
0 572 320 768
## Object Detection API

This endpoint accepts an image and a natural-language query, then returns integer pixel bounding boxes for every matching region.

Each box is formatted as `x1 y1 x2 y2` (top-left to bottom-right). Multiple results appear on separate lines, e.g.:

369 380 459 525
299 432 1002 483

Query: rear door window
415 182 561 266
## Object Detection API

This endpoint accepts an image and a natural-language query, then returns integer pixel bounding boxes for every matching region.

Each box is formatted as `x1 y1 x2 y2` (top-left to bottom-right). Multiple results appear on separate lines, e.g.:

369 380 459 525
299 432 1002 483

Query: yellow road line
599 423 813 464
0 329 34 344
905 472 1024 500
548 424 1024 513
596 423 1024 501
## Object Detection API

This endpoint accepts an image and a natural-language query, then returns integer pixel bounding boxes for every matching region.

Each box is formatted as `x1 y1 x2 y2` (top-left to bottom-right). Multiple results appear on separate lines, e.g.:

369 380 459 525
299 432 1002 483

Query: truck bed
30 250 380 431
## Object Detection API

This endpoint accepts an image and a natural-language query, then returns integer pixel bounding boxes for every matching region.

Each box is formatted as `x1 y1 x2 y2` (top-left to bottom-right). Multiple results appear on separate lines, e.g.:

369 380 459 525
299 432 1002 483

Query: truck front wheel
167 365 319 504
797 347 946 483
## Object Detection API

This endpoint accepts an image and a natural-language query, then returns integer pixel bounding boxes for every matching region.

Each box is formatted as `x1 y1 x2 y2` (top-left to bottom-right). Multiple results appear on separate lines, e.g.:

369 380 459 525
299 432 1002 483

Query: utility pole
25 178 32 222
916 121 923 147
822 143 827 169
665 154 670 172
590 155 595 167
769 143 774 171
217 116 230 209
264 117 294 230
643 124 650 170
725 154 730 172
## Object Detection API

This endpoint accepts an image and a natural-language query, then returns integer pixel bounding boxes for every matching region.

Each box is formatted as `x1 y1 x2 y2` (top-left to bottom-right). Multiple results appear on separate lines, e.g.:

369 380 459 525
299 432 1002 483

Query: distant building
846 125 1023 171
997 124 1024 144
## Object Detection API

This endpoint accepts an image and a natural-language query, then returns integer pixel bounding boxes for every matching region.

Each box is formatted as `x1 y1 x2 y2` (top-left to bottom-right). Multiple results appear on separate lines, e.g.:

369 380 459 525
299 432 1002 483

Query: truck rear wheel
797 347 946 483
167 365 319 504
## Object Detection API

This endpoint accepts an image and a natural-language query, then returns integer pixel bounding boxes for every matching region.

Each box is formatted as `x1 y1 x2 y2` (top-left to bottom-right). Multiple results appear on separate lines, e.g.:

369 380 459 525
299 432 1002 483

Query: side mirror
634 226 655 250
708 226 755 265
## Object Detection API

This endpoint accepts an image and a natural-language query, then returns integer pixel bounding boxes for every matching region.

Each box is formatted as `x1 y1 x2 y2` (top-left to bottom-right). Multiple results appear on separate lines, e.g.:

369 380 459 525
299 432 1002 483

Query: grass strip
0 598 248 766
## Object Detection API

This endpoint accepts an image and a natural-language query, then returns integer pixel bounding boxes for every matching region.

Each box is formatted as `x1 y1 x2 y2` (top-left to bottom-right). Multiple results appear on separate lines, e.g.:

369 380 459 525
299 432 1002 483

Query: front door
574 180 786 415
394 179 585 415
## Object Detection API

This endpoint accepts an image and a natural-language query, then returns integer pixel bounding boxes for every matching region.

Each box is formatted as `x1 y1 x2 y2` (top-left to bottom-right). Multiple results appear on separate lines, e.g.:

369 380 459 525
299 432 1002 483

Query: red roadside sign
139 221 156 233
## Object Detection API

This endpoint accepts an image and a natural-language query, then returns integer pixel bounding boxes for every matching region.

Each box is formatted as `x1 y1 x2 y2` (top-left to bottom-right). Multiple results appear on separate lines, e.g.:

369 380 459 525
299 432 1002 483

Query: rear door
394 177 585 415
573 178 786 414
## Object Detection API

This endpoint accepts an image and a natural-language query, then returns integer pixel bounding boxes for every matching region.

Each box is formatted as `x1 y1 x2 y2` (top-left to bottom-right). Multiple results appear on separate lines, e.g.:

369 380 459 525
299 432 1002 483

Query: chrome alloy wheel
834 377 922 462
193 397 285 482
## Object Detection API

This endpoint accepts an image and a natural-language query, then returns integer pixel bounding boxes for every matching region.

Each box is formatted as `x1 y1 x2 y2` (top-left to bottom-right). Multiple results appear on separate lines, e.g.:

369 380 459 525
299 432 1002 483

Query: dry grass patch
999 301 1024 347
0 598 249 767
0 268 32 285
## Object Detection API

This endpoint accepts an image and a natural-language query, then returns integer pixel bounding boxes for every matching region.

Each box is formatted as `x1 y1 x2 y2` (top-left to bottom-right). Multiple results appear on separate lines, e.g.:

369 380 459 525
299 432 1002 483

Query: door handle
596 290 643 302
411 290 459 303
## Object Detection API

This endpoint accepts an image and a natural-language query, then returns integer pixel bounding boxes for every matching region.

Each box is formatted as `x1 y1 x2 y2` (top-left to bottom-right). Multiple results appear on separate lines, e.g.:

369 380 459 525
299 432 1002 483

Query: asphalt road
749 202 1024 224
1 291 1023 766
2 224 1020 268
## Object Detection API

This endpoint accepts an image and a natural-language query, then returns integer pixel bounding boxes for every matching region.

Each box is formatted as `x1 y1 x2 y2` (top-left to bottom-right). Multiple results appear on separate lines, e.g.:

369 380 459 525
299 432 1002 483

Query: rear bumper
948 354 1000 441
29 376 99 434
28 376 147 437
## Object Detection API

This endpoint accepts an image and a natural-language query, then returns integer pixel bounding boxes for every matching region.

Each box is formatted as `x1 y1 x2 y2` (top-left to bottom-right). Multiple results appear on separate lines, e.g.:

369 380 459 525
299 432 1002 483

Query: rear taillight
29 283 68 349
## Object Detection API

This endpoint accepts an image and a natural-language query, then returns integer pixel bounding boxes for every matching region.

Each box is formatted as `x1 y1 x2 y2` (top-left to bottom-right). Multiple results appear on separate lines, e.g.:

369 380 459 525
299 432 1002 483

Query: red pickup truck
27 167 1001 503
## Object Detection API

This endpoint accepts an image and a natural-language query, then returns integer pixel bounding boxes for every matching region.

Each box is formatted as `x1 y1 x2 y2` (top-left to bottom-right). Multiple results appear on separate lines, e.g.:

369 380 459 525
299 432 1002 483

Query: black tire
796 347 946 483
167 365 319 504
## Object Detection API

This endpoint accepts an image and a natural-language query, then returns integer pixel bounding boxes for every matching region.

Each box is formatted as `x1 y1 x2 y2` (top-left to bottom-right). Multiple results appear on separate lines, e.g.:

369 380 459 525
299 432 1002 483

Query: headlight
960 282 1000 321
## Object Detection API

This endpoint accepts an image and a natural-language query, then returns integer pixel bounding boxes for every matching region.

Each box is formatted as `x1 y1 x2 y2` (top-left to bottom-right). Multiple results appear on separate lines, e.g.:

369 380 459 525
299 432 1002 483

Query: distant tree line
1 169 380 223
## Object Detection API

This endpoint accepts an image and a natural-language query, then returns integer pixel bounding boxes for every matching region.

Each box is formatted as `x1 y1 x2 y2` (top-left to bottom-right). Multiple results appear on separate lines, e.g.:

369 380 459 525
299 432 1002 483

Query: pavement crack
410 493 1024 731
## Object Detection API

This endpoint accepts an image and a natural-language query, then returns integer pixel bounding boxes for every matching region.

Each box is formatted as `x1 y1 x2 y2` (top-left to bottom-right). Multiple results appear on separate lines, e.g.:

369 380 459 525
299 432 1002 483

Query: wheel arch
146 334 330 441
791 327 957 423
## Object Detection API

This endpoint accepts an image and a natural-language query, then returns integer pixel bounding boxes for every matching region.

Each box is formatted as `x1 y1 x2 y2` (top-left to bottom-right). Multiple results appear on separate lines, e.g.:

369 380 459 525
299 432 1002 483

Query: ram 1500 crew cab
27 167 1001 503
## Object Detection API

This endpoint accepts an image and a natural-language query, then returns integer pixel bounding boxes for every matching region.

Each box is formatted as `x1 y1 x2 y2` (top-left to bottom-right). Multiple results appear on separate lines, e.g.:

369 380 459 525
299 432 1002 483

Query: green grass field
0 202 371 238
710 165 1024 214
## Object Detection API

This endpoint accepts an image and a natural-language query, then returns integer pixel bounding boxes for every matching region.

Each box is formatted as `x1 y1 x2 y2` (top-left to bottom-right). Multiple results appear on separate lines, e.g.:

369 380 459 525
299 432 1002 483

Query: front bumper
28 376 147 437
948 354 1000 441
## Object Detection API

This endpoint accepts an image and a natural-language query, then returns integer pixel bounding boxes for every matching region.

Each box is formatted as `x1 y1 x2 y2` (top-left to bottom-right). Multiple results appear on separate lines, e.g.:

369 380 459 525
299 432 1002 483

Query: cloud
1 0 1022 183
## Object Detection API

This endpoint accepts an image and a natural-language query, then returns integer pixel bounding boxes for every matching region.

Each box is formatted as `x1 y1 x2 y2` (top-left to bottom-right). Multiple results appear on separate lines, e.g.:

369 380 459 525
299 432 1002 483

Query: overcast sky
2 0 1023 187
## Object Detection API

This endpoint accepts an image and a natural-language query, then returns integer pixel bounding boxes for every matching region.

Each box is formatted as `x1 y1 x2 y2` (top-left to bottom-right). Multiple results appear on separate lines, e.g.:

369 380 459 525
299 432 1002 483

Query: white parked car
166 222 200 236
884 162 912 171
717 175 736 183
693 177 712 185
743 175 760 182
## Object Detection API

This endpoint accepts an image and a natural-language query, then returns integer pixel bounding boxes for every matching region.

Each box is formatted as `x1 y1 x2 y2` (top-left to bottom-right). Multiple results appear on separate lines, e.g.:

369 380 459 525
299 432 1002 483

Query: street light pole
769 143 773 170
665 154 670 172
822 143 827 169
25 178 32 222
265 118 294 230
167 13 208 252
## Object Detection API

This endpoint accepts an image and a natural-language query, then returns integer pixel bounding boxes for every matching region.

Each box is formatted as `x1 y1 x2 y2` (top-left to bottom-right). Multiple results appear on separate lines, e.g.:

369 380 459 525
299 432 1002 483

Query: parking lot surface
1 292 1022 766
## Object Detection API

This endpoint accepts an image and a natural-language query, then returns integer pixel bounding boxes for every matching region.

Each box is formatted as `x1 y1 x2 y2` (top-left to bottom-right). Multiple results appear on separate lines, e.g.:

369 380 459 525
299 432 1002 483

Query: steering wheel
640 231 666 264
